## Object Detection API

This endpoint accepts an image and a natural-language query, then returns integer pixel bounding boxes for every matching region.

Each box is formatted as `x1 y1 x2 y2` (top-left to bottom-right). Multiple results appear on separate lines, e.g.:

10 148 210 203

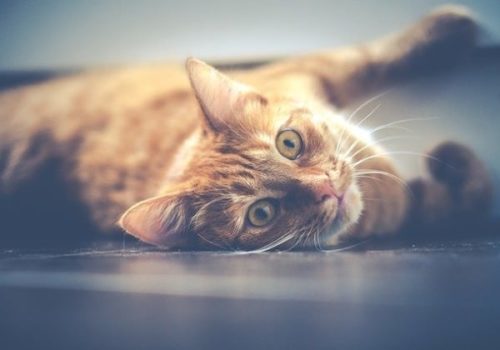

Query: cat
0 5 492 250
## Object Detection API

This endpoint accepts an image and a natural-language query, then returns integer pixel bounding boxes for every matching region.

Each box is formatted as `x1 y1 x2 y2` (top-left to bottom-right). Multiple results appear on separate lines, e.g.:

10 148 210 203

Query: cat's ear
186 57 267 132
119 190 193 248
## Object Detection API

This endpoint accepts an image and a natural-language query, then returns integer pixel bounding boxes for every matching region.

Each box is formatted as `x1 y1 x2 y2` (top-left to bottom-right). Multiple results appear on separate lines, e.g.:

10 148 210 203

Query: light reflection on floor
1 238 500 349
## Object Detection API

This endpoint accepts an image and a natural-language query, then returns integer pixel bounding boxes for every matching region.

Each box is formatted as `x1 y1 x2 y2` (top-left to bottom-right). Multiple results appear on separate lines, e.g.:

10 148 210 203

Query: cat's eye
276 129 303 160
247 199 278 227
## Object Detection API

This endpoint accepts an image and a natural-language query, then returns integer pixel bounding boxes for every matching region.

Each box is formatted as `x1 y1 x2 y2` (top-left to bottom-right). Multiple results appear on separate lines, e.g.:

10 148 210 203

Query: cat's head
119 58 364 250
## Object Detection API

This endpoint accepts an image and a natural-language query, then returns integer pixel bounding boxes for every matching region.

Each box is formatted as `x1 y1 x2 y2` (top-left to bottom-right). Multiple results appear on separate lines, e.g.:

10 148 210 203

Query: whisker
354 103 382 129
336 91 389 155
355 170 407 186
307 224 321 251
344 134 418 162
343 116 437 159
352 150 441 168
197 232 231 250
355 169 414 201
313 224 322 251
249 233 296 253
339 117 432 162
315 229 326 252
287 232 305 251
354 174 385 182
339 103 382 157
322 238 373 253
301 224 314 249
366 117 439 136
287 226 311 251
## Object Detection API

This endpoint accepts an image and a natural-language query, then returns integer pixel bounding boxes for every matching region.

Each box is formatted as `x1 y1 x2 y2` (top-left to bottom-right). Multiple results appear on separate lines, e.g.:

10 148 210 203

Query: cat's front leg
337 4 478 105
365 5 478 87
254 5 478 108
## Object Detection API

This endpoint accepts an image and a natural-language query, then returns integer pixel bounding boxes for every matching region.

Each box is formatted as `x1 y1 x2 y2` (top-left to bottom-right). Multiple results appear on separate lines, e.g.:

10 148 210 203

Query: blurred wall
0 0 499 70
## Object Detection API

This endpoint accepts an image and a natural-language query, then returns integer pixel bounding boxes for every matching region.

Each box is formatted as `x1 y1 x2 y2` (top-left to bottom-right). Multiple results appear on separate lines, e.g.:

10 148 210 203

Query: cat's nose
311 180 343 204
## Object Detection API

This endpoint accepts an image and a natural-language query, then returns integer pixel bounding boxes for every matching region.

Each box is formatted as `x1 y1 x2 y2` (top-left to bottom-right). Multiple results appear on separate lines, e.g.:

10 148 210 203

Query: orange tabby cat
0 5 492 250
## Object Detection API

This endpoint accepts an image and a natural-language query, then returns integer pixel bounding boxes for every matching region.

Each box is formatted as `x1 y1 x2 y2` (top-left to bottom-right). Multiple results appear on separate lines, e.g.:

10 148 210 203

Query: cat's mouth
322 184 351 214
319 184 361 237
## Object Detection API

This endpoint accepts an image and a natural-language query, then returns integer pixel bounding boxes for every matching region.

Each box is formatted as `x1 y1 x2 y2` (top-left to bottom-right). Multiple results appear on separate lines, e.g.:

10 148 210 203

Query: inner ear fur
119 190 195 248
186 57 267 133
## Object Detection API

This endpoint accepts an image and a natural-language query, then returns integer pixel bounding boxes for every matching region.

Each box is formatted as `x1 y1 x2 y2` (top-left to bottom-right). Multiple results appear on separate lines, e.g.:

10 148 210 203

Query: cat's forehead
234 103 332 148
268 103 319 128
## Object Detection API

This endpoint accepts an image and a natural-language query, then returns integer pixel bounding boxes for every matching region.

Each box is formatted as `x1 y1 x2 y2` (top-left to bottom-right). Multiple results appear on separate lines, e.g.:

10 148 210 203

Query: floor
1 236 500 350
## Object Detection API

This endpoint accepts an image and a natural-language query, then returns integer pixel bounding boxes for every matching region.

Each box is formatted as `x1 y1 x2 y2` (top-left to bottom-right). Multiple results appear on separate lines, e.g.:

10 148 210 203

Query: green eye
247 199 277 227
276 129 303 160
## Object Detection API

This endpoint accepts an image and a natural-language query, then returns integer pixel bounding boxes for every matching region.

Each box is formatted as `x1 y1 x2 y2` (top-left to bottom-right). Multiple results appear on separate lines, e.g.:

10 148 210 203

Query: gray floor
1 237 500 350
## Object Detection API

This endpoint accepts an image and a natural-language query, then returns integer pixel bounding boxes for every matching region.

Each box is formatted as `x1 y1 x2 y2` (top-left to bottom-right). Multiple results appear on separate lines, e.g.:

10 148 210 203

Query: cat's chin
342 184 363 222
320 184 363 245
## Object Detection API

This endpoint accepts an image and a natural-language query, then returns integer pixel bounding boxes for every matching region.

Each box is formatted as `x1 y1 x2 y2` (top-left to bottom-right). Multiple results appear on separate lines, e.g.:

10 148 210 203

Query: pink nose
312 181 343 203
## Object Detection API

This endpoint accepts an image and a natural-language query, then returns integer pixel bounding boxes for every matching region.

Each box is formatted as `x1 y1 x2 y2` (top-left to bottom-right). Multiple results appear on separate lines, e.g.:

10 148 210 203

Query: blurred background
1 0 499 70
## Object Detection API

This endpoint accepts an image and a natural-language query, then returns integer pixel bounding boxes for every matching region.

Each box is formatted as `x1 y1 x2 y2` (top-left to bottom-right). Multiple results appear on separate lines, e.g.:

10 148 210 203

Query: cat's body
0 6 492 250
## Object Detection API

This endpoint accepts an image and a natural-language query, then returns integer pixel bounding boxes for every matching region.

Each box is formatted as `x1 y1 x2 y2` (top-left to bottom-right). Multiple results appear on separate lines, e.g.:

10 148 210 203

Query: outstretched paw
427 141 476 187
396 5 479 72
427 141 492 215
422 5 478 50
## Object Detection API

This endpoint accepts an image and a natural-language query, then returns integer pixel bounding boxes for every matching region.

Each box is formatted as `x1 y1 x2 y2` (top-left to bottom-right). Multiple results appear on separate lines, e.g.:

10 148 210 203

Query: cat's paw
418 5 478 55
426 141 492 215
427 141 475 187
382 5 479 78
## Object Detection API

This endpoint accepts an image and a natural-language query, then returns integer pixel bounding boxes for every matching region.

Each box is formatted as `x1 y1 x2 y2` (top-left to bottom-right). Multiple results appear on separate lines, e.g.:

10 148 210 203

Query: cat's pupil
284 139 295 149
255 208 268 220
